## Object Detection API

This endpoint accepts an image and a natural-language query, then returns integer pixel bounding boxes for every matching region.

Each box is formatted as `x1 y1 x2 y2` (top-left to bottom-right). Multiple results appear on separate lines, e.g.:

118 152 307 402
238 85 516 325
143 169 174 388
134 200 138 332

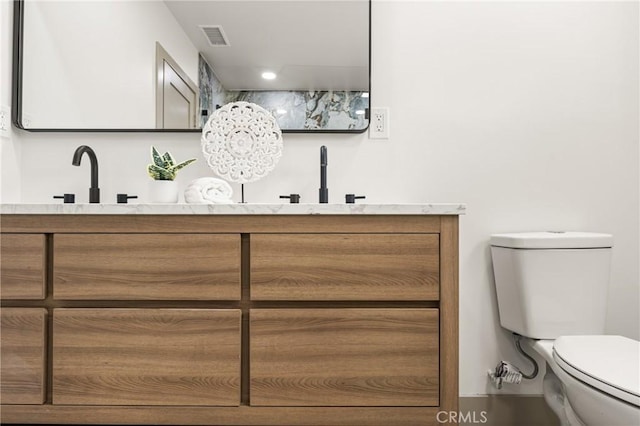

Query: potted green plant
147 146 196 203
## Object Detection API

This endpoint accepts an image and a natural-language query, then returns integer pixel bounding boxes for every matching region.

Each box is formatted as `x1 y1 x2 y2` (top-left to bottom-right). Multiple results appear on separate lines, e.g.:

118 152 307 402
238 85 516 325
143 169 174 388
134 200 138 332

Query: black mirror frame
11 0 371 134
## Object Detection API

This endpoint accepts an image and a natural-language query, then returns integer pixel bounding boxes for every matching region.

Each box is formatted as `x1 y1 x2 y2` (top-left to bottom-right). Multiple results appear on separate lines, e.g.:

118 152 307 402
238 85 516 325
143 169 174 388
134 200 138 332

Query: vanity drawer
250 308 439 406
0 308 47 404
53 234 240 300
52 308 241 406
1 234 46 299
251 234 439 300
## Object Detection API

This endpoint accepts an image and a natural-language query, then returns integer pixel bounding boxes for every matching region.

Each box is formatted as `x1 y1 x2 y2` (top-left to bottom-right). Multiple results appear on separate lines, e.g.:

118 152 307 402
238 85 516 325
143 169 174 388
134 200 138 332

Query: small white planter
148 180 179 203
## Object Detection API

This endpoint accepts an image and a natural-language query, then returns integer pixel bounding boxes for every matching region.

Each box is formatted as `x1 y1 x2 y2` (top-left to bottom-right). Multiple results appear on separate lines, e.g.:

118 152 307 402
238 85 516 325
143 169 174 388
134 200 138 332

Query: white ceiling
163 0 369 91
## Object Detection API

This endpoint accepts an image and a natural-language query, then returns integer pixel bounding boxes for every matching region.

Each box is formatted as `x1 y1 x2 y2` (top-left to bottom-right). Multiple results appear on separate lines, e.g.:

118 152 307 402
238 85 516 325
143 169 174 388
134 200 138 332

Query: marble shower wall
198 55 369 131
198 54 226 128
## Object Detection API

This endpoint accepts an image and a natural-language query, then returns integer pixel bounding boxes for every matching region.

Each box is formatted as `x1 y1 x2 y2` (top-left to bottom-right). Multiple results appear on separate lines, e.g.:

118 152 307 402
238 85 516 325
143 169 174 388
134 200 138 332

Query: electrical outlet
369 107 389 139
0 105 10 139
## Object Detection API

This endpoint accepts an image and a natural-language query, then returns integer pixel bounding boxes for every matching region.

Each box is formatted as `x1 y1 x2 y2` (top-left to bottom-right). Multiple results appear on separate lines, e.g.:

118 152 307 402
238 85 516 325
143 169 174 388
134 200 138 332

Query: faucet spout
319 145 328 203
72 145 100 203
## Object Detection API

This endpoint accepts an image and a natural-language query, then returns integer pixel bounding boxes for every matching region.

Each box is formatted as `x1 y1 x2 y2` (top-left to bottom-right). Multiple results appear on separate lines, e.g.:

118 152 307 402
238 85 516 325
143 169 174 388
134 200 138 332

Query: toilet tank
490 232 613 339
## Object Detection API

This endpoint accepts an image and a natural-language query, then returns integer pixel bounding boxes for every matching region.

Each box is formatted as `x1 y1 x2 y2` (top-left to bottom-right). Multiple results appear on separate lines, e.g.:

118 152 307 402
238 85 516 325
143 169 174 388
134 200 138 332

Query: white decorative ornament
184 177 234 204
201 101 283 184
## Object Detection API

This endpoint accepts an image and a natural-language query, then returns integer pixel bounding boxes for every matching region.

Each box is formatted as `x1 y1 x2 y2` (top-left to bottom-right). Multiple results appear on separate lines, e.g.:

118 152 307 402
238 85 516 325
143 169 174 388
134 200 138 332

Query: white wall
22 0 198 128
2 0 639 397
1 0 21 202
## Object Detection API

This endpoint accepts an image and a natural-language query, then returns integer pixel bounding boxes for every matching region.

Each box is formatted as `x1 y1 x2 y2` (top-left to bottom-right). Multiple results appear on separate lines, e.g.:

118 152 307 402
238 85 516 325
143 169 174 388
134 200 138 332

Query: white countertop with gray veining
0 203 466 215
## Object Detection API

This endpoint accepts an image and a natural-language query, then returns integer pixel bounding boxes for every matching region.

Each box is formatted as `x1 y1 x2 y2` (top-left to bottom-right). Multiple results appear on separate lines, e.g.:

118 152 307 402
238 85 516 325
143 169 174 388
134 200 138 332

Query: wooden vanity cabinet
0 308 47 404
251 233 440 300
0 234 46 299
0 214 459 426
250 308 439 406
52 308 241 406
54 233 241 300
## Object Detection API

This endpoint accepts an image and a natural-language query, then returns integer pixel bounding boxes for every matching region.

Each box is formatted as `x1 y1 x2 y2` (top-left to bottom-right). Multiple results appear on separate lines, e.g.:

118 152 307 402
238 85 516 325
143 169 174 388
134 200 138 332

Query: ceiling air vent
200 25 229 46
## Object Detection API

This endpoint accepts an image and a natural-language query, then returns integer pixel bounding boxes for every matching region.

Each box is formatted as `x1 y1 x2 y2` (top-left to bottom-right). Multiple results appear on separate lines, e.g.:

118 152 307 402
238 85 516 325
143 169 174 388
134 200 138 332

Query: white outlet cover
369 107 390 139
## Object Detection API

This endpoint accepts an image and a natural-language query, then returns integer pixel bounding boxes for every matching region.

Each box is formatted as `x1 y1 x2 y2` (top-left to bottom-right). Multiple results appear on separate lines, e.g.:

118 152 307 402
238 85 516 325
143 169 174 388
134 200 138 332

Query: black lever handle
279 194 301 204
53 194 75 203
345 194 366 204
117 194 138 204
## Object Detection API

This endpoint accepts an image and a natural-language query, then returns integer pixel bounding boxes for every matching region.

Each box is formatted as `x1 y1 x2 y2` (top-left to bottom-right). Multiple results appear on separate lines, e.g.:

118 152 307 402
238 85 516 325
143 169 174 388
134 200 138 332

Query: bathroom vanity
0 203 464 426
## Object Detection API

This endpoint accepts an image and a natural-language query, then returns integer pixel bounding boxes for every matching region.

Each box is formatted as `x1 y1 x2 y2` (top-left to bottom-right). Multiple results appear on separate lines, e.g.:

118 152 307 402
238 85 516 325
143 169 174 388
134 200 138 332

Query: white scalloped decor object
201 101 283 183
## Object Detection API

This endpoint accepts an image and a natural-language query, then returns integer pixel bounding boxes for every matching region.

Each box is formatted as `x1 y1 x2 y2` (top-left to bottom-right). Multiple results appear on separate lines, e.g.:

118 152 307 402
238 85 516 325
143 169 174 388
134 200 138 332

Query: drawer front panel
52 309 241 406
251 234 439 300
53 234 240 300
0 308 47 404
250 308 439 406
1 234 46 299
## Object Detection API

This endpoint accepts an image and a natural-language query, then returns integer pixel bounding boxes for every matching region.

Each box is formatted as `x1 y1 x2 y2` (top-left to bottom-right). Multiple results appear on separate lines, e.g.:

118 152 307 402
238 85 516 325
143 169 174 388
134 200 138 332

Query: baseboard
457 395 560 426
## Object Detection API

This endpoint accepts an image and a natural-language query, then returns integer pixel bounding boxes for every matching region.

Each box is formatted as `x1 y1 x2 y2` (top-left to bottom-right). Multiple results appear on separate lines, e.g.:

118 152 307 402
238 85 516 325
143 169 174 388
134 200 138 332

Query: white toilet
490 232 640 426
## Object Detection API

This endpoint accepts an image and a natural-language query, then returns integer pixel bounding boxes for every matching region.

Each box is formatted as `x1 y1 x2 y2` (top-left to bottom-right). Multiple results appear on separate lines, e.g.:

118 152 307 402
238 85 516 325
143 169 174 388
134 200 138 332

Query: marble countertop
0 203 466 215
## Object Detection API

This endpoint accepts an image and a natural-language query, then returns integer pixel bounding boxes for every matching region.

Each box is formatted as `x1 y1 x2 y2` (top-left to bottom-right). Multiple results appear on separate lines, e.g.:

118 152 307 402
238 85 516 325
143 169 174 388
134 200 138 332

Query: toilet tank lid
490 232 613 249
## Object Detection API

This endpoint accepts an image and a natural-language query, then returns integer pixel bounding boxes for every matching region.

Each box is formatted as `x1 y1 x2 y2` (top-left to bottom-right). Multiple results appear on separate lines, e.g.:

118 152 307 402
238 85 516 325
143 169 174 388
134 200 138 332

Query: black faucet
319 145 328 203
72 145 100 203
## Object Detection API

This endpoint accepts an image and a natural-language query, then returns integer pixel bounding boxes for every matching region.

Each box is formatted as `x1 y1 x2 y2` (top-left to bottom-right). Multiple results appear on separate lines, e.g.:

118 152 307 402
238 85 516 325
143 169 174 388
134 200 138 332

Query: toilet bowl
490 232 640 426
530 336 639 426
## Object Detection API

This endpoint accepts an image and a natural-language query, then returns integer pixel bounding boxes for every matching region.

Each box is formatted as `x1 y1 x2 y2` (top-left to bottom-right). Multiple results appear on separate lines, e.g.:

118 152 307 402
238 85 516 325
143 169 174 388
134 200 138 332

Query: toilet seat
553 335 640 407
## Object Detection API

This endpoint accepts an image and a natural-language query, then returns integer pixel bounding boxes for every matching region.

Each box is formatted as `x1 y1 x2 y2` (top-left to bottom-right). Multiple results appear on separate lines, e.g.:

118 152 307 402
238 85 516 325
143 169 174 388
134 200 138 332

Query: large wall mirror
12 0 370 133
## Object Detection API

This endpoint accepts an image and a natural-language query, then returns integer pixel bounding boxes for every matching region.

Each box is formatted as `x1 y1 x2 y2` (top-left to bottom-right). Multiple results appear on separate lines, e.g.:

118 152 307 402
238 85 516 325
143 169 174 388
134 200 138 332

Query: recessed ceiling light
355 110 365 115
276 109 287 115
361 92 369 98
261 71 277 80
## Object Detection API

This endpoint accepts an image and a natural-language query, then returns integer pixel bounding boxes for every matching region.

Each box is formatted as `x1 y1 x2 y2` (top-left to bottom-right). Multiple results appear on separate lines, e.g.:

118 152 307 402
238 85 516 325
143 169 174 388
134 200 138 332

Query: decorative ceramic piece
201 101 283 183
148 180 179 203
184 177 234 204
